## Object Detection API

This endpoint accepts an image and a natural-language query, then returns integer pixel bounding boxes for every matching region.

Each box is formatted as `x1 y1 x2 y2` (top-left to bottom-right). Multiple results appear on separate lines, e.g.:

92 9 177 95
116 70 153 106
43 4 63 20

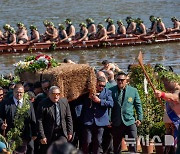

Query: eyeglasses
117 79 126 82
98 84 106 88
15 91 24 94
51 93 60 96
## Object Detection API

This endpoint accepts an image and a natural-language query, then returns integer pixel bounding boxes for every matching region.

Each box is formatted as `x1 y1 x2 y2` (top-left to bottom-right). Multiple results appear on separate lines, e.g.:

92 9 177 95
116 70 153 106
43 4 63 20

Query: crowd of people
0 61 179 154
0 16 179 45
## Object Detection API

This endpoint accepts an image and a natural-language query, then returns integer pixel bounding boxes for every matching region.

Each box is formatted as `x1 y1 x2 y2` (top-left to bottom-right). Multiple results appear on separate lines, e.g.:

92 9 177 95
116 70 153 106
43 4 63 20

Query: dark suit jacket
0 96 37 141
110 85 143 126
37 97 73 143
81 88 114 126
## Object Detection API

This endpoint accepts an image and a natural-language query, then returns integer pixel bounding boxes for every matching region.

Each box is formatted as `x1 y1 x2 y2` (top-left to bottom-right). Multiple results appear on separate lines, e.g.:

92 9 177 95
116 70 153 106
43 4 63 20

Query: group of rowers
0 16 179 46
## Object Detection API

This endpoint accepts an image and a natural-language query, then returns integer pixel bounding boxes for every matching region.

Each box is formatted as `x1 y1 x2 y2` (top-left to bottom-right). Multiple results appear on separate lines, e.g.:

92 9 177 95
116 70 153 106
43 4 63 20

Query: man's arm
60 30 68 42
155 89 180 104
65 99 73 135
65 99 73 140
107 25 116 35
29 103 37 139
36 102 46 140
68 26 75 38
89 24 96 35
100 90 114 108
0 101 6 130
99 29 107 41
157 23 166 36
17 29 25 38
79 29 88 41
30 31 40 43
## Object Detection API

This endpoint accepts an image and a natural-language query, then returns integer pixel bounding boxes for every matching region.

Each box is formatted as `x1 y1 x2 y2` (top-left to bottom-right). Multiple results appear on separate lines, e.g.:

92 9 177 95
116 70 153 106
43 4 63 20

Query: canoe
0 33 180 54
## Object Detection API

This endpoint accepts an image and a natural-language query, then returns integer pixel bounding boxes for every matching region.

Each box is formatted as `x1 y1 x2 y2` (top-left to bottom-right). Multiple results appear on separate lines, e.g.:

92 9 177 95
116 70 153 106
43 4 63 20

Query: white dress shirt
13 97 23 108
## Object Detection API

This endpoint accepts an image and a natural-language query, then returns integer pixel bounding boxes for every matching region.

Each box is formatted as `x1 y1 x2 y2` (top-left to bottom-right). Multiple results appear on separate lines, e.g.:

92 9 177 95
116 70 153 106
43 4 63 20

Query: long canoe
0 33 180 54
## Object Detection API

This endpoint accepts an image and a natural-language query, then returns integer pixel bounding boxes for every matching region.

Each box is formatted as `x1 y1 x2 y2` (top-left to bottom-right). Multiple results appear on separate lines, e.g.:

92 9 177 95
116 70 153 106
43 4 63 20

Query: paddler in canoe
143 16 166 39
16 22 29 44
0 29 4 43
133 18 147 38
43 21 58 43
2 24 11 42
7 27 16 46
0 24 11 44
29 25 40 43
149 15 157 33
155 17 166 37
105 17 116 38
65 18 76 41
116 20 126 38
41 20 50 41
58 24 69 43
86 18 96 40
96 23 108 41
126 17 136 36
167 17 180 33
76 22 88 42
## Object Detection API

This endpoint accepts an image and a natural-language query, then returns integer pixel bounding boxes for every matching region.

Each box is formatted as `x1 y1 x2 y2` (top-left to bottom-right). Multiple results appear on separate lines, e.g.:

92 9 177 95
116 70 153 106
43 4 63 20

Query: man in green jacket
110 72 143 153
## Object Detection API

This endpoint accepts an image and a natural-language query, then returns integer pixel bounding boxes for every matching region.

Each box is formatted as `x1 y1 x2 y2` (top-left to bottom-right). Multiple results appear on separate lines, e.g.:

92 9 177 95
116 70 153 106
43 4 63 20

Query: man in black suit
37 86 73 154
0 83 37 153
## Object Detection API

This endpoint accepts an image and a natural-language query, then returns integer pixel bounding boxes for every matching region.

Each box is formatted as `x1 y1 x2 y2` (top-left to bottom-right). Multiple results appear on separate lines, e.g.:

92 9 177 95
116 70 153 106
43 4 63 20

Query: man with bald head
105 70 117 89
96 71 108 83
37 86 73 154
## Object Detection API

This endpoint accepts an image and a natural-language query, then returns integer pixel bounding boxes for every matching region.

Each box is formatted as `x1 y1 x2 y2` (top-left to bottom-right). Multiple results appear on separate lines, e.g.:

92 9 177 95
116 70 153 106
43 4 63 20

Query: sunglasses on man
98 84 106 88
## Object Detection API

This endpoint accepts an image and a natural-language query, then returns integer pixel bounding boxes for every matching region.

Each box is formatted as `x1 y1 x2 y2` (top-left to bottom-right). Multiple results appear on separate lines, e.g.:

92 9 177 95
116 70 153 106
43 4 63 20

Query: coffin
18 63 96 101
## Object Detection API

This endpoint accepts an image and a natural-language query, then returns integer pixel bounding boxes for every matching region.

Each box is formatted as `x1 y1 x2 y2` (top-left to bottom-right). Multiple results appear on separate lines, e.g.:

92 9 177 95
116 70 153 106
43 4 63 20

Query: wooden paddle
137 51 164 109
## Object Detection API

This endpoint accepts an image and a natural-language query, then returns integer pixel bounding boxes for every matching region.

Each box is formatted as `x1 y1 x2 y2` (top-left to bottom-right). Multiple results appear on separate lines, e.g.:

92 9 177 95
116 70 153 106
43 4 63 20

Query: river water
0 0 180 74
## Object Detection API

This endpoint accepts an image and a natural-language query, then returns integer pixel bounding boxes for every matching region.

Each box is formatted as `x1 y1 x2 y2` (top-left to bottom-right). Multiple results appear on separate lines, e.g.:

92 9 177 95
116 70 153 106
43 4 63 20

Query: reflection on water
0 43 179 75
0 0 179 74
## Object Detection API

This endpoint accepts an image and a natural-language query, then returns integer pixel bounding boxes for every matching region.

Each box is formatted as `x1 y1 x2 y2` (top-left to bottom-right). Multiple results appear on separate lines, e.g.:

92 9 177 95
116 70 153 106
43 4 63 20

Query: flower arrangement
14 54 59 74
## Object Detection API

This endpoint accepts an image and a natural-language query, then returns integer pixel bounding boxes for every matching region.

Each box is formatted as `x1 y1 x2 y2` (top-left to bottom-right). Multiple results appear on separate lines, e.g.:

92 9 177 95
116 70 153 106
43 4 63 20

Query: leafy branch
5 93 30 153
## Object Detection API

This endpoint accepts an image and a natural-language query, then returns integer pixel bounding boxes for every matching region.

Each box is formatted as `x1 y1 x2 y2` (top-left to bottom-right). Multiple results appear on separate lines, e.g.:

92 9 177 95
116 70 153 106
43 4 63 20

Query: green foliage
6 93 30 152
0 76 10 87
129 65 164 137
158 70 180 84
149 122 165 142
49 58 59 67
0 134 8 147
154 64 180 84
24 55 35 62
13 76 20 83
50 42 57 51
0 75 20 87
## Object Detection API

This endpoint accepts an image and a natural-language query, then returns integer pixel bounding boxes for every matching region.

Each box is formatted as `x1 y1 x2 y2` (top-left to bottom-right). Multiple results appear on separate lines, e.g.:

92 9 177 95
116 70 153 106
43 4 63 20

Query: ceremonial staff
137 51 164 109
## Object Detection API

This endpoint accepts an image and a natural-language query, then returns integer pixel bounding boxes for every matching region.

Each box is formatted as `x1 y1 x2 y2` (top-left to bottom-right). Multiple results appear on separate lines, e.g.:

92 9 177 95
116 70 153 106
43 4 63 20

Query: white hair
49 86 60 93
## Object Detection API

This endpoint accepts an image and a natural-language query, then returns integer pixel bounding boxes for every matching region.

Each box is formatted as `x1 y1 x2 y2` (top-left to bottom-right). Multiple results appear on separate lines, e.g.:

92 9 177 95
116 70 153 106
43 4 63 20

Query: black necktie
118 89 123 106
55 103 60 126
17 100 20 108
